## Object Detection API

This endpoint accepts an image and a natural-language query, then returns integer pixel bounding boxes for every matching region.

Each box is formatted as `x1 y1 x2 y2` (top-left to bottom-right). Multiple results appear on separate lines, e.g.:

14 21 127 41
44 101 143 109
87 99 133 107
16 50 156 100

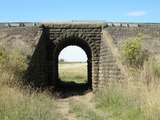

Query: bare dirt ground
56 92 95 120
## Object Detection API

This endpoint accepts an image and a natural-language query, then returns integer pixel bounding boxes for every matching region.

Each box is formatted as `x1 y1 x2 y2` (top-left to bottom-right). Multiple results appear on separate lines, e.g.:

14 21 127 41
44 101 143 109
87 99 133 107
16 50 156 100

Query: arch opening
58 46 87 84
54 37 92 93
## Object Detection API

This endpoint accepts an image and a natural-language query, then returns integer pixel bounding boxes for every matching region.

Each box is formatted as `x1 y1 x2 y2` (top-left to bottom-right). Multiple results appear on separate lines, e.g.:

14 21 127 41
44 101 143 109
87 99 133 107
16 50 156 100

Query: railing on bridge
0 22 40 27
0 21 159 28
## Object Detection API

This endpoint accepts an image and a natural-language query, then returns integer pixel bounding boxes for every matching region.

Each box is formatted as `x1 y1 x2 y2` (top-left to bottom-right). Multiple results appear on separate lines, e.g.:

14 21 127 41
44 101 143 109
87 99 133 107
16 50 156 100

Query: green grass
58 62 87 83
69 101 108 120
96 86 145 120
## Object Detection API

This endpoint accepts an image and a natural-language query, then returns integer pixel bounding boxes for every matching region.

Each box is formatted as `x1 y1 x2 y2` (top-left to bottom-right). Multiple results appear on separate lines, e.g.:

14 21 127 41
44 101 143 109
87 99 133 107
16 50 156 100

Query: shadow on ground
54 80 92 98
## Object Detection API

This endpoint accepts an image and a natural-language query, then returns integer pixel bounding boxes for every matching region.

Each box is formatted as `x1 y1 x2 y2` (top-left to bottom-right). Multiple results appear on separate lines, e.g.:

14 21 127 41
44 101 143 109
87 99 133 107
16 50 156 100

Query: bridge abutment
1 22 160 91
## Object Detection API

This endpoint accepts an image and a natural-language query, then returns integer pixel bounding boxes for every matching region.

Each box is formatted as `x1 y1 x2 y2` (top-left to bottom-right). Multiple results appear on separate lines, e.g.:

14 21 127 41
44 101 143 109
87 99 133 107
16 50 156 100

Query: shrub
141 56 160 85
7 49 27 76
59 58 65 63
0 48 8 65
0 47 28 86
121 33 148 68
150 56 160 78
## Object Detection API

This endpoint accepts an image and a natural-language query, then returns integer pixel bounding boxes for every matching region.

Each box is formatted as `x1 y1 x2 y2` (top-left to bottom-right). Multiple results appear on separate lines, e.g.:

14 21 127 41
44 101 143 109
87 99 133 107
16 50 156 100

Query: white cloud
127 11 147 17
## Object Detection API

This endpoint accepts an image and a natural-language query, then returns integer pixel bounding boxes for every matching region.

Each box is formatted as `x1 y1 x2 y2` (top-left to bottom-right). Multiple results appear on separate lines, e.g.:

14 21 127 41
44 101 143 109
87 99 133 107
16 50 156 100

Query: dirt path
56 92 95 120
56 99 77 120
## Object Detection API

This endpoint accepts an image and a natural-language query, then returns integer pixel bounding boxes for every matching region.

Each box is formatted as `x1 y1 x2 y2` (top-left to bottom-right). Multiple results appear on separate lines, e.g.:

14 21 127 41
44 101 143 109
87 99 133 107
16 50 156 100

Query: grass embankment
1 33 160 120
68 61 160 120
68 34 160 120
0 48 64 120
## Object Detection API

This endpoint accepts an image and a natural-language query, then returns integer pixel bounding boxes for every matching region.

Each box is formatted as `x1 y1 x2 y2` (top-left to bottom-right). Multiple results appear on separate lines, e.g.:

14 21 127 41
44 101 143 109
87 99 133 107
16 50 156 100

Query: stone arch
49 33 99 90
26 25 102 91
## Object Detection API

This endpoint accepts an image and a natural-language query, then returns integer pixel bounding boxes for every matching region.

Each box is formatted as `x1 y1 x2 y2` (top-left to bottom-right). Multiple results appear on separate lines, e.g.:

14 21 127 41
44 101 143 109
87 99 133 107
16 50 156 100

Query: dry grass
0 48 65 120
0 71 64 120
59 62 87 83
96 55 160 120
1 42 160 120
0 86 63 120
68 56 160 120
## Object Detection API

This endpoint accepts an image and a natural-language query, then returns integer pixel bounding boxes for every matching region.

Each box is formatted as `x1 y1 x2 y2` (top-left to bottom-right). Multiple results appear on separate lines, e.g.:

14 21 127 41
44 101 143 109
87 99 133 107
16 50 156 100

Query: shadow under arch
52 36 92 97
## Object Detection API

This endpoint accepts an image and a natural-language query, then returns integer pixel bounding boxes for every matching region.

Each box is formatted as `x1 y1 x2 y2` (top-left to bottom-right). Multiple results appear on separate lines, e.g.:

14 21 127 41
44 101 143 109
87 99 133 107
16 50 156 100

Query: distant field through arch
58 45 88 84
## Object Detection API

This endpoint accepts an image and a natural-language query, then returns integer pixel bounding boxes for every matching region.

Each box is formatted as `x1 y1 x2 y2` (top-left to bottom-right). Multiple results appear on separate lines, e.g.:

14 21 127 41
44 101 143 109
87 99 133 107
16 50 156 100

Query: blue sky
0 0 160 22
0 0 160 61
